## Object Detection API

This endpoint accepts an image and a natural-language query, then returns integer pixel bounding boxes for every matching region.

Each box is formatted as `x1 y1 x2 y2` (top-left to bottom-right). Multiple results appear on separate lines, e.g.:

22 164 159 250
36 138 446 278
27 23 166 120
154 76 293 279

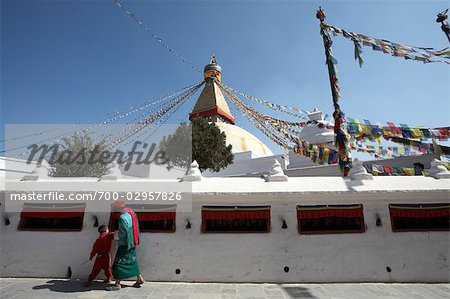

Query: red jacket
89 233 114 259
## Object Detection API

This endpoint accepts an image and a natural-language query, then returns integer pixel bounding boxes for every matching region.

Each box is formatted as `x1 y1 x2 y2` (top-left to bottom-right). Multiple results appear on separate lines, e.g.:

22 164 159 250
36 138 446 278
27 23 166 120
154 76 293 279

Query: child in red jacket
84 225 116 287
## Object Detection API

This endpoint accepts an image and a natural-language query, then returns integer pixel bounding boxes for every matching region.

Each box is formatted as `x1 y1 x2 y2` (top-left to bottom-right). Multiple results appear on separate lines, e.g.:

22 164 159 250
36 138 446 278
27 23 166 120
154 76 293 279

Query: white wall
0 157 36 179
0 191 448 282
204 154 286 177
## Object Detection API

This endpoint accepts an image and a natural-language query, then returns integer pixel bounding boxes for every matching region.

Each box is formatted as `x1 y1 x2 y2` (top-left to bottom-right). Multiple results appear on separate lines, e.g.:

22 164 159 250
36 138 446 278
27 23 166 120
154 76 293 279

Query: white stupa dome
215 122 273 158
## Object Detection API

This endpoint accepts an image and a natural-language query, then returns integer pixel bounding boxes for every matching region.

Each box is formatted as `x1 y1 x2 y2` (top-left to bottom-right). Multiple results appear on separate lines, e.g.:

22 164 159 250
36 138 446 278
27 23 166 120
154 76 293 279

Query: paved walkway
0 278 449 298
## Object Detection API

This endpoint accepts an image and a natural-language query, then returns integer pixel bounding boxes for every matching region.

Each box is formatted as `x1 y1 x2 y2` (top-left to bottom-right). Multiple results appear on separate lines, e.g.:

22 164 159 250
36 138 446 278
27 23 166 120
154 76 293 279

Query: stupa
189 56 273 158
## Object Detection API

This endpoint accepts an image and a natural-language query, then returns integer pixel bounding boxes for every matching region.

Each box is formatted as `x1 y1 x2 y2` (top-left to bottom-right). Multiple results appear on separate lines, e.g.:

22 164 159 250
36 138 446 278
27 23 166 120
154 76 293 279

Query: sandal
134 277 145 285
137 279 145 285
106 285 121 291
132 282 142 288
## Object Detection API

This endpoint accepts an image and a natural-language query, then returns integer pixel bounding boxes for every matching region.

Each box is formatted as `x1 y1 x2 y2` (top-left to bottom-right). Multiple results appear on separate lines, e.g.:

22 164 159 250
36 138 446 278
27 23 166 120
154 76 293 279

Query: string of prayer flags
323 23 450 65
1 87 186 146
346 118 449 141
350 140 427 159
221 83 310 120
111 82 204 146
220 84 293 151
354 41 364 67
1 81 205 158
318 15 351 174
112 0 202 73
220 83 340 165
100 83 202 125
263 117 334 129
116 91 197 151
386 137 450 155
363 164 429 177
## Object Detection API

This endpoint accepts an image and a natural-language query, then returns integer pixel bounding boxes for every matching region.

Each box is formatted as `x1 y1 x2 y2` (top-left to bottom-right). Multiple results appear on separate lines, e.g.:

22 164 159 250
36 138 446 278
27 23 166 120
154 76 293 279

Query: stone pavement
0 278 449 299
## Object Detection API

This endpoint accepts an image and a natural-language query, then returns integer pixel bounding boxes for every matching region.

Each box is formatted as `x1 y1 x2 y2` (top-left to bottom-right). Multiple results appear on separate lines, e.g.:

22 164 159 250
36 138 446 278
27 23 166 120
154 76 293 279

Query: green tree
160 118 233 172
49 132 112 177
159 122 192 170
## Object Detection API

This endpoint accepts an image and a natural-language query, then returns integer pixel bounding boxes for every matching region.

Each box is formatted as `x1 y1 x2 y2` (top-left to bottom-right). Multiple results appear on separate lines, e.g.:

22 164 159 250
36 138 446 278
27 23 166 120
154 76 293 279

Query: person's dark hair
98 225 108 234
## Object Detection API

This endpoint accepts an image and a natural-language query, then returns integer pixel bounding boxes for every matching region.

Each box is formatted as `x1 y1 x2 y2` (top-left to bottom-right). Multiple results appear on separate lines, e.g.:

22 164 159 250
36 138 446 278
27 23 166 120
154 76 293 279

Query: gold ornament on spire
203 55 222 82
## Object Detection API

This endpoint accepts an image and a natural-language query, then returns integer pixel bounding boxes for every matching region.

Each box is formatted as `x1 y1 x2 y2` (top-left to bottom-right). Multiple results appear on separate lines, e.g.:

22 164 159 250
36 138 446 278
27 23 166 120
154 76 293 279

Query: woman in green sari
107 202 145 291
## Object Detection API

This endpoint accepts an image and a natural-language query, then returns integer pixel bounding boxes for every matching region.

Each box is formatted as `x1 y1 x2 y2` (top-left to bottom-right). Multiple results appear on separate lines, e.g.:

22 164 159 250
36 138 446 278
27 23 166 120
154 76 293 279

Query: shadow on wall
282 286 317 298
344 178 365 192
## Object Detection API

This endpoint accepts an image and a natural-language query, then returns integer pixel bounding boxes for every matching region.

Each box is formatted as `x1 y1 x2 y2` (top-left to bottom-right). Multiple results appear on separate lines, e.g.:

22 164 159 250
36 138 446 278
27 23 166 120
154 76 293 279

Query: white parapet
22 162 49 181
183 160 202 182
267 160 288 182
348 159 373 181
101 163 123 181
428 158 450 179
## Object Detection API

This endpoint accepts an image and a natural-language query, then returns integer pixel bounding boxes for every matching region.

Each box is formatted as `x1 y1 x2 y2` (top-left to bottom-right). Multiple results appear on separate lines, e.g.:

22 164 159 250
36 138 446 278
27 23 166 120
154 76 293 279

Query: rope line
112 0 202 73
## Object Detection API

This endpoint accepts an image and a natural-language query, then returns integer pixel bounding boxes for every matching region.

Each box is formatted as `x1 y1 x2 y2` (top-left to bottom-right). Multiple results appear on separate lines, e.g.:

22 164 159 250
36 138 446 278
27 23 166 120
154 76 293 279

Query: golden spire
189 56 235 124
203 55 222 82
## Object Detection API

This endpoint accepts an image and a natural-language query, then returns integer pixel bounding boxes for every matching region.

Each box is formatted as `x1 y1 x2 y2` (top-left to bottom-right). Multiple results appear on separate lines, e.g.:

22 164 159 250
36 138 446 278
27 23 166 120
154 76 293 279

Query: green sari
112 216 140 280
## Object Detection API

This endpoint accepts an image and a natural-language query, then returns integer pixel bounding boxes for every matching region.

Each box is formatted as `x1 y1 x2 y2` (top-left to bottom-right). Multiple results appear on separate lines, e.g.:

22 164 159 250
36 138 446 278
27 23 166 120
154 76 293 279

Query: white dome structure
298 108 335 144
215 122 273 158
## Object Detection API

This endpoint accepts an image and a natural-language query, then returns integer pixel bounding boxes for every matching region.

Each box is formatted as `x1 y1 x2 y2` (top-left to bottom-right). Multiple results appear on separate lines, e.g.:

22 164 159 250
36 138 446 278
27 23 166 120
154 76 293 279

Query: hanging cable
112 0 202 73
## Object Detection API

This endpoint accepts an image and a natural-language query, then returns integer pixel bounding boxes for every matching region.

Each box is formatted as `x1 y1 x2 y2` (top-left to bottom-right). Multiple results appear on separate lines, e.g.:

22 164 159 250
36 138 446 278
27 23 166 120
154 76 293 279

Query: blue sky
1 0 449 155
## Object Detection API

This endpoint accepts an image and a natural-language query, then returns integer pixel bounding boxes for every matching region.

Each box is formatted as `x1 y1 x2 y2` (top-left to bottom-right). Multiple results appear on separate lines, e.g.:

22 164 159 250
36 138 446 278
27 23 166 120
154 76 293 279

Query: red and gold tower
189 56 235 124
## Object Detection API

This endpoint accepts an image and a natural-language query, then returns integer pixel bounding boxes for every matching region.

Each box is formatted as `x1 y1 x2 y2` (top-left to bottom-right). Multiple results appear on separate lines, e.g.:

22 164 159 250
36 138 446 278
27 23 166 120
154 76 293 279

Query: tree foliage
160 118 233 172
49 133 112 177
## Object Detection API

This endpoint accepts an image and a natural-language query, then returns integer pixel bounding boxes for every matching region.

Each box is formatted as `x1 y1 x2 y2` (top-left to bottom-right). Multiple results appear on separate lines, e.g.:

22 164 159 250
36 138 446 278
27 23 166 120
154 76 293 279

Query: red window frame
297 204 365 234
389 203 450 232
19 202 86 231
201 206 271 233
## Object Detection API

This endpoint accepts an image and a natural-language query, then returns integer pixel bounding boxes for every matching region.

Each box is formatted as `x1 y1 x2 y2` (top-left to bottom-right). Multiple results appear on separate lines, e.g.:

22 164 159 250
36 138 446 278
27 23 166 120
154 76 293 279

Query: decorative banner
112 0 202 73
346 118 449 141
363 164 429 177
385 137 450 155
245 114 449 143
350 141 420 159
323 23 450 65
266 116 448 157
